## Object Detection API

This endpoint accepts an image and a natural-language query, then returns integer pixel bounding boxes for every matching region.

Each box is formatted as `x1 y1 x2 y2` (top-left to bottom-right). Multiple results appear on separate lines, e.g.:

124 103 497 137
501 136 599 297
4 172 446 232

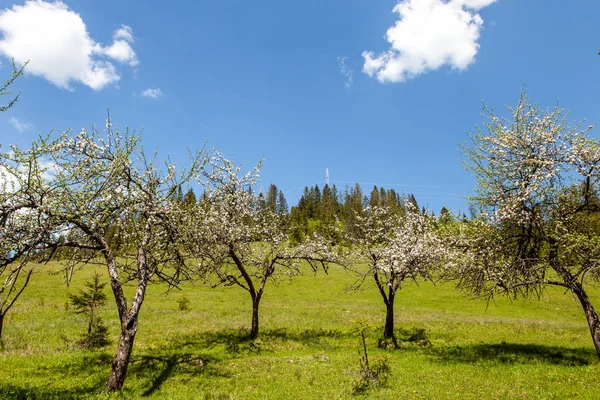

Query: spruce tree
379 187 387 207
182 188 197 210
266 184 278 212
369 186 381 208
321 184 336 223
407 193 419 211
276 190 288 215
67 272 109 348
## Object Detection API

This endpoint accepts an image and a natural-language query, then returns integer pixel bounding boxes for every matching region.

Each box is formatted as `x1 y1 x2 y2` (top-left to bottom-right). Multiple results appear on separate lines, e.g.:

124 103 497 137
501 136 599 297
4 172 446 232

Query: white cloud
0 1 138 90
102 24 137 67
102 39 138 67
9 117 32 132
113 24 134 43
142 88 163 99
363 0 498 83
337 56 353 89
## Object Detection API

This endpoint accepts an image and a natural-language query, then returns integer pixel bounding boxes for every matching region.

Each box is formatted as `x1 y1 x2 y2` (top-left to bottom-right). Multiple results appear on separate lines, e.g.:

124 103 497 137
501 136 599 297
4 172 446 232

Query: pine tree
344 183 364 237
321 184 336 223
276 190 288 215
388 189 399 209
266 184 278 212
379 187 387 207
67 272 109 348
182 188 197 210
439 206 454 224
407 193 419 211
369 186 381 208
331 184 341 215
313 185 322 204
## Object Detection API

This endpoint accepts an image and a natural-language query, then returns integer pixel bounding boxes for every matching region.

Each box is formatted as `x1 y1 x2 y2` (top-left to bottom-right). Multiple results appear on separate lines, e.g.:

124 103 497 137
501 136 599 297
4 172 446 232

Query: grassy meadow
1 262 600 399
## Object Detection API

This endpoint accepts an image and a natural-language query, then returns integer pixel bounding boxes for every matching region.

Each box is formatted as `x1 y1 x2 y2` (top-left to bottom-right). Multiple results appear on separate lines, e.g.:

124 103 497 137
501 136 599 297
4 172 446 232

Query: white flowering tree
347 204 448 345
38 121 205 391
190 152 344 339
0 138 59 340
460 91 600 358
0 62 40 340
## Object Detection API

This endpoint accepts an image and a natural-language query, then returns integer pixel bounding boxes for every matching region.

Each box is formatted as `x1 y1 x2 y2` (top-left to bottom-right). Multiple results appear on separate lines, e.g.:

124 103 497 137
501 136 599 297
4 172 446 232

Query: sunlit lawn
1 261 600 399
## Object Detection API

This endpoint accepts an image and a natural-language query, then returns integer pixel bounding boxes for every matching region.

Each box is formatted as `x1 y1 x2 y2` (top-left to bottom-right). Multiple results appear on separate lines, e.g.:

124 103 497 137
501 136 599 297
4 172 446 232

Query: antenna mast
326 168 329 186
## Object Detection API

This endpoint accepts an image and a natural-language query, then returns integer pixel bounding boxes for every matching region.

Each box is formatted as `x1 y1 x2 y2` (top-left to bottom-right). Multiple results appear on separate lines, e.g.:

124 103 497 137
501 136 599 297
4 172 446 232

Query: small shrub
350 319 392 394
78 318 110 348
177 295 191 311
352 355 392 394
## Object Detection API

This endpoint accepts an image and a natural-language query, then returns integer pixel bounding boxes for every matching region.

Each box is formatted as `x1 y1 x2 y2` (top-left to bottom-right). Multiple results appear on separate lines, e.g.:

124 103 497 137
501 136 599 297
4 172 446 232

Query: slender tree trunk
373 270 398 346
0 312 4 340
228 246 267 340
572 283 600 359
551 250 600 360
250 297 260 339
105 313 138 392
383 293 395 339
105 243 149 392
87 310 94 335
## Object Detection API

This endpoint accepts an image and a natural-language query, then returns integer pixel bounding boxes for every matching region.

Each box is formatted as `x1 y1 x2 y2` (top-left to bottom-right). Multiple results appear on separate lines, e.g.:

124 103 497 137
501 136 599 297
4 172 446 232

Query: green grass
1 262 600 399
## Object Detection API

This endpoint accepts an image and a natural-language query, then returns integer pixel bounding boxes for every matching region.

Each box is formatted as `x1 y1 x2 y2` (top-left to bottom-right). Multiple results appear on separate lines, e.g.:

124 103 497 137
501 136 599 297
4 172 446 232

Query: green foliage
351 319 391 394
67 272 107 316
66 272 109 348
352 356 392 395
78 318 109 349
0 59 26 112
177 294 191 312
265 184 279 212
289 183 411 244
181 188 197 210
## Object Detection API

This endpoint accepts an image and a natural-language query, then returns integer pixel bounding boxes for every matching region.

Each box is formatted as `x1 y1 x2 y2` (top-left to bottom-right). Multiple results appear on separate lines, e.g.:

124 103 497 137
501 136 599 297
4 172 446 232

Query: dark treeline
289 183 412 241
161 182 433 239
100 180 459 256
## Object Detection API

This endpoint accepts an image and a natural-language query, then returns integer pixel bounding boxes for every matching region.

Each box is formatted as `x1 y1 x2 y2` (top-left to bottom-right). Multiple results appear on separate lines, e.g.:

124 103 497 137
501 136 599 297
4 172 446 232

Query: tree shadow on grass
0 384 104 400
0 353 109 400
127 327 350 396
429 342 594 366
1 328 352 398
127 352 229 397
173 327 350 354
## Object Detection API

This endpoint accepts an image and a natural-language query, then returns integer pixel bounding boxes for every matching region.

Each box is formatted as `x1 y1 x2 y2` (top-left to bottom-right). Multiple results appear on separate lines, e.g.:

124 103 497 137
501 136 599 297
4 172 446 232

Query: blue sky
0 0 598 214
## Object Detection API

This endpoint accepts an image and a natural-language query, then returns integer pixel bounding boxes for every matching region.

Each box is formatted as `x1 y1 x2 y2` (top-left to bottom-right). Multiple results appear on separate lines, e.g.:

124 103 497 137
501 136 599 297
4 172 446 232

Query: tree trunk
250 298 260 339
104 245 149 392
383 295 395 339
551 254 600 360
572 283 600 359
0 312 4 340
87 310 94 335
105 314 138 392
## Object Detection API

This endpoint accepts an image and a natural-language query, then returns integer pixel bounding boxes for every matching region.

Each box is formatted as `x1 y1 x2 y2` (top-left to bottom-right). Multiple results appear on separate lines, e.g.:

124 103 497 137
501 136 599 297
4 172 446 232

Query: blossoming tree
460 91 600 358
190 151 344 339
347 204 448 345
0 138 58 340
40 122 205 391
